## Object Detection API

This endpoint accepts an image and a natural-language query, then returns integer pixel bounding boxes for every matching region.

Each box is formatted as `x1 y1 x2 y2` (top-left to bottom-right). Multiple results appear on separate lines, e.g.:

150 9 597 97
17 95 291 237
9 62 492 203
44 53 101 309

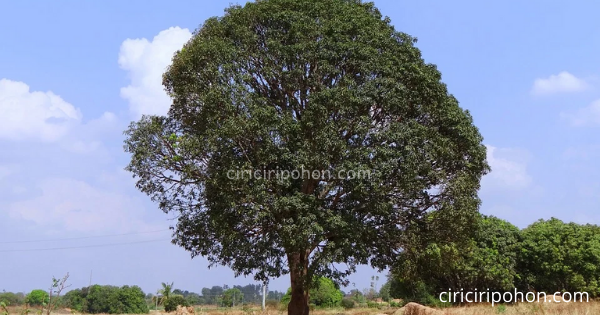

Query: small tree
158 282 174 306
46 273 71 315
379 281 391 302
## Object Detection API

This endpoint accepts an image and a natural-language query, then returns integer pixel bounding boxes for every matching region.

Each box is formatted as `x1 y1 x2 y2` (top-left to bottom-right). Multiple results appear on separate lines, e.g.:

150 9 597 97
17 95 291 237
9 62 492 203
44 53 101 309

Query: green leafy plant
25 291 49 306
46 273 71 315
163 295 188 313
340 298 354 309
1 301 9 315
496 304 506 314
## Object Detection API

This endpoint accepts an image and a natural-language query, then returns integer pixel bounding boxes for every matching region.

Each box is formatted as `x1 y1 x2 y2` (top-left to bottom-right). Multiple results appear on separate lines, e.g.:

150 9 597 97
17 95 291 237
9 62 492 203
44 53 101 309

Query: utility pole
89 270 93 287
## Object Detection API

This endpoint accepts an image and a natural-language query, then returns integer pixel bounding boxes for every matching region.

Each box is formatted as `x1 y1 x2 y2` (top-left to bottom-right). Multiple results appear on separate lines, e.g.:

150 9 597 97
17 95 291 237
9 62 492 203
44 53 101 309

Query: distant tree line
386 215 600 306
0 283 286 313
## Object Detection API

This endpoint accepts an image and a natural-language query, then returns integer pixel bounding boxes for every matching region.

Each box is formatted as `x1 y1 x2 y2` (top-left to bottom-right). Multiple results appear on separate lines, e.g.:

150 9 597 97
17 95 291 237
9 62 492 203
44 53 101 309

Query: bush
26 290 49 306
340 298 354 309
366 301 378 308
496 304 507 314
164 295 188 312
80 285 149 314
281 277 344 307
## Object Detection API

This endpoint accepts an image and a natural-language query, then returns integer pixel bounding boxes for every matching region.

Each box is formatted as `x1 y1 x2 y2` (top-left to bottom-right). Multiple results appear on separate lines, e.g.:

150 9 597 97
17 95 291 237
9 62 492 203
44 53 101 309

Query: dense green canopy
124 0 488 314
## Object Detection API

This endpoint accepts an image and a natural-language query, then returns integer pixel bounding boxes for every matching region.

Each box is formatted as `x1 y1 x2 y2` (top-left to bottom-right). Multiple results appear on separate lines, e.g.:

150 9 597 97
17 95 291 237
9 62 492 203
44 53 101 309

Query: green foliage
340 298 354 309
163 295 188 312
518 218 600 296
282 277 343 307
124 0 488 313
496 304 506 314
389 215 600 304
280 288 291 306
201 286 223 305
0 292 25 306
159 282 174 304
221 288 243 307
1 301 9 315
379 281 391 301
390 214 521 305
63 289 85 311
76 285 148 314
26 290 49 306
348 290 366 304
309 278 343 307
184 293 202 306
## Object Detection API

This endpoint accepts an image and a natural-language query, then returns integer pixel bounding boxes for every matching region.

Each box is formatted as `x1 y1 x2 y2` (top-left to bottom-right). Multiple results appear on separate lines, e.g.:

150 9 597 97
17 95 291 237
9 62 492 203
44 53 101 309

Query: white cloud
0 79 82 141
530 71 588 96
60 111 119 156
482 145 532 190
8 177 159 233
119 27 192 118
560 99 600 126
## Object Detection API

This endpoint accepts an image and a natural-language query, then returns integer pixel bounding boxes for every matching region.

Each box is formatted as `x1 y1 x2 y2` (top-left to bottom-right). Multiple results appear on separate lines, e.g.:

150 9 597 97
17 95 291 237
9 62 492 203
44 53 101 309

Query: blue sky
1 0 599 295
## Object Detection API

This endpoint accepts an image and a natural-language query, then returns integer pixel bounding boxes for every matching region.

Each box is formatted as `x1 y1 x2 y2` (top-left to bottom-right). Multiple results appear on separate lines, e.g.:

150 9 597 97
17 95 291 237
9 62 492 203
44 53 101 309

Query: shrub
81 285 149 314
496 304 507 314
26 290 49 306
63 289 85 311
366 301 378 308
164 295 188 312
281 277 344 307
340 298 354 309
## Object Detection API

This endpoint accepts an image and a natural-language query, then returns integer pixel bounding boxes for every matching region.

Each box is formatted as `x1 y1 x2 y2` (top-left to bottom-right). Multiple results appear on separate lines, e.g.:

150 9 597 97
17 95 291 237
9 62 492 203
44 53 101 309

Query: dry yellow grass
8 302 600 315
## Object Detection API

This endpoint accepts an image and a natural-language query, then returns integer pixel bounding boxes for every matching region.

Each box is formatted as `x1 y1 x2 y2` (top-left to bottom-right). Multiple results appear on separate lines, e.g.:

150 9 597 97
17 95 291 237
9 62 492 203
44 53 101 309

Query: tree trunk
288 251 310 315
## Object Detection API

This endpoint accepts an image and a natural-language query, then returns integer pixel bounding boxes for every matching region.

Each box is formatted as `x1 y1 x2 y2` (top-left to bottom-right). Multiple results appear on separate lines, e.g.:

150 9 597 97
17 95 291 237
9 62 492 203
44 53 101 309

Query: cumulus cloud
530 72 588 96
560 99 600 126
119 27 192 118
0 79 82 141
60 111 119 156
482 145 532 190
8 177 159 234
